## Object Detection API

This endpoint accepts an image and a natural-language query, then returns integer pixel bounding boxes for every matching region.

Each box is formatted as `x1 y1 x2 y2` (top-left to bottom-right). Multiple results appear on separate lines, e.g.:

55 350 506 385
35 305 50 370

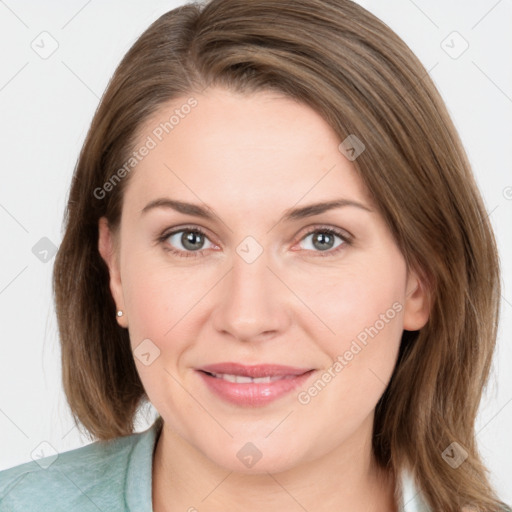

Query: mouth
200 372 296 383
195 363 315 407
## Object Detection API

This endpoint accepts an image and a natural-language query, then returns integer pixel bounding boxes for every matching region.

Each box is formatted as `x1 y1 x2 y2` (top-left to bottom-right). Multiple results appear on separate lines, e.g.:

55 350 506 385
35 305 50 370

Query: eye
158 225 352 259
297 226 351 257
158 226 216 258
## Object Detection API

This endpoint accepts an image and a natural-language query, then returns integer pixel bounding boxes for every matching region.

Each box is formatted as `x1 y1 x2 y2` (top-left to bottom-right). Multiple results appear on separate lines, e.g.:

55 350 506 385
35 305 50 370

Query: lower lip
196 370 315 407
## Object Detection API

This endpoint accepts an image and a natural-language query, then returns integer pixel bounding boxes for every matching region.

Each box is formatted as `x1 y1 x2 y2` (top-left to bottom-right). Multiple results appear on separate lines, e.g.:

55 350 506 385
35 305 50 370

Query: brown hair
52 0 509 510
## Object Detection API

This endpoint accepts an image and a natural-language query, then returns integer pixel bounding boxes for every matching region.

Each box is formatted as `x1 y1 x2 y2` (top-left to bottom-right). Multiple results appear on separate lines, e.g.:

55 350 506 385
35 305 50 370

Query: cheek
120 231 194 325
300 252 406 397
120 255 197 412
304 256 405 347
123 269 171 339
120 248 219 379
120 246 192 359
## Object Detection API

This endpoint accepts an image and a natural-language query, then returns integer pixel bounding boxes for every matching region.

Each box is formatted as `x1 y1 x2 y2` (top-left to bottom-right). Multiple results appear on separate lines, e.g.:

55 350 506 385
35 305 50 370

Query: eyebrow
140 197 373 222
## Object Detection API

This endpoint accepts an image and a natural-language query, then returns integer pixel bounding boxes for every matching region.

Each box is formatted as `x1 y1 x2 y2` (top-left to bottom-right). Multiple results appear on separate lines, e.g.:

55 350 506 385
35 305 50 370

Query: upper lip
198 362 313 378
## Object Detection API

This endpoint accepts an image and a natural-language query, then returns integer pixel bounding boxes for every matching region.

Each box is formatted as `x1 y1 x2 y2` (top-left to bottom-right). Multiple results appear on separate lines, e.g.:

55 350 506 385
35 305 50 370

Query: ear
98 217 127 328
403 267 431 331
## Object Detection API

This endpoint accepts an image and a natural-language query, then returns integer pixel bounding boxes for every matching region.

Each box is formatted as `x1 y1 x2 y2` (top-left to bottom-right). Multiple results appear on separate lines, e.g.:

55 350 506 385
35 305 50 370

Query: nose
210 247 291 343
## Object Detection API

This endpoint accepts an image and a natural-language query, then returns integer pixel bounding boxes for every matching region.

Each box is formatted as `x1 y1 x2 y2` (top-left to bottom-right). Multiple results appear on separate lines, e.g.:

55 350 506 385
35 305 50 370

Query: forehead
123 87 372 213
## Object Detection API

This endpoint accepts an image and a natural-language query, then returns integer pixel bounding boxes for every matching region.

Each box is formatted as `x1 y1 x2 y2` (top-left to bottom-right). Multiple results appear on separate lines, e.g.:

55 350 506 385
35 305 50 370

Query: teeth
253 376 272 383
210 372 278 383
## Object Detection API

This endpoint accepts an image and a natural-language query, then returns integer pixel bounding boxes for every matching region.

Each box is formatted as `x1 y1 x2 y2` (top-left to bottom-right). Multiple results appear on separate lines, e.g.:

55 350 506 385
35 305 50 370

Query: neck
152 414 398 512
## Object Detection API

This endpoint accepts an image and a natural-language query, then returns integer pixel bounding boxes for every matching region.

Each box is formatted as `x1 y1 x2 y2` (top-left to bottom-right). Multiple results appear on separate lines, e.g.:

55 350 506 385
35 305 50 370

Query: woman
0 0 509 511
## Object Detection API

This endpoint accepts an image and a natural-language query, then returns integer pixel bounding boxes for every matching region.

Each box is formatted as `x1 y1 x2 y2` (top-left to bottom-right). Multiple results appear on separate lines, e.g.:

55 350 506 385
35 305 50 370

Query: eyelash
157 225 352 259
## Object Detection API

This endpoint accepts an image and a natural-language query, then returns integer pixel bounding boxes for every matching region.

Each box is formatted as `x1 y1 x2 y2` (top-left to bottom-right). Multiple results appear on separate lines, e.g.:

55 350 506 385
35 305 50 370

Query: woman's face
99 86 429 474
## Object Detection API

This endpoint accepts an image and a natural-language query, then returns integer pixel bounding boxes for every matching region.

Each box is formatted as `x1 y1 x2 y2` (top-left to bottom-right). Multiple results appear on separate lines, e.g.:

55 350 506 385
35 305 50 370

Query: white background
0 0 511 503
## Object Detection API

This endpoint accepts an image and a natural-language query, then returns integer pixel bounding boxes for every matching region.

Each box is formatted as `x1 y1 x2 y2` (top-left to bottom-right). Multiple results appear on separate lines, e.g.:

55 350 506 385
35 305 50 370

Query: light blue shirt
0 417 432 511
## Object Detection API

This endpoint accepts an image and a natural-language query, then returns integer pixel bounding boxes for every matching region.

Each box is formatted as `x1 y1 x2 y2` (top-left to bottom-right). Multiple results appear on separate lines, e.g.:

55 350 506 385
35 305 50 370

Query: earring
117 310 124 317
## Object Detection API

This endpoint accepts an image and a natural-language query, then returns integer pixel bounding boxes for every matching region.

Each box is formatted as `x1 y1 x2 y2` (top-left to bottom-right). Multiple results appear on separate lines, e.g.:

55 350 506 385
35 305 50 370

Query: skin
98 86 430 512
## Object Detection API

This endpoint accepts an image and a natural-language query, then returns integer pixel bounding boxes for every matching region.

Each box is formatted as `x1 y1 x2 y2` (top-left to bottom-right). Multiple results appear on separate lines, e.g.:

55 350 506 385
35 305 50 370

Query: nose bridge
232 236 271 290
211 236 288 341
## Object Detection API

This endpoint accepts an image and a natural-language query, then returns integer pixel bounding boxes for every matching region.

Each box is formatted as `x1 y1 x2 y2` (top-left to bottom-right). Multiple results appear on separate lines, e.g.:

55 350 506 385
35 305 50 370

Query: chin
219 452 300 475
201 437 305 475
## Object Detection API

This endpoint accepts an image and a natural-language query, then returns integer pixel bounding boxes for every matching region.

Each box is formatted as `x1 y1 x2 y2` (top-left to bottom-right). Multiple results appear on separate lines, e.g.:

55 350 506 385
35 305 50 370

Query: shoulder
0 421 159 512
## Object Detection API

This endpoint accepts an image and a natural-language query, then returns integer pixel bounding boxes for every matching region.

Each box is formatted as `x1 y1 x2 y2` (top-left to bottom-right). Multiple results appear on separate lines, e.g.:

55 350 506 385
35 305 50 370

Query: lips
196 362 315 407
199 362 312 378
